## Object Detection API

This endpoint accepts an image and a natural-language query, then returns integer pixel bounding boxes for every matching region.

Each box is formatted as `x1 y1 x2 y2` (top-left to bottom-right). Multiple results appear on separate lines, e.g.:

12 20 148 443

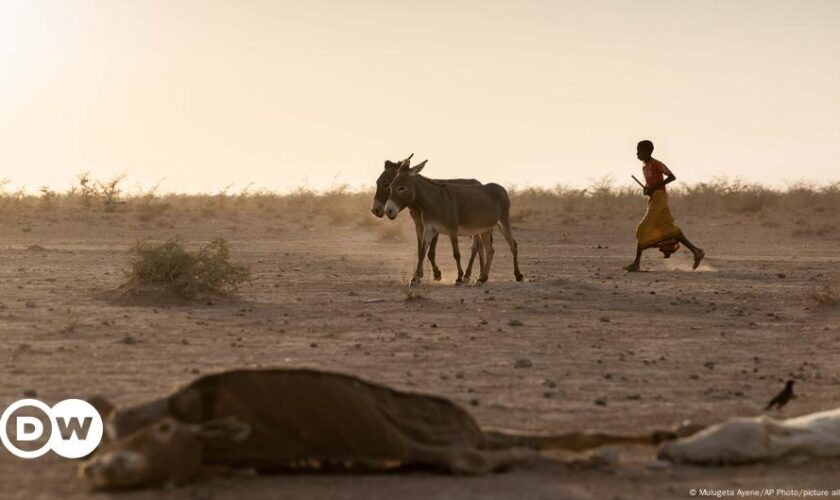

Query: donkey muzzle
384 200 400 220
370 200 385 218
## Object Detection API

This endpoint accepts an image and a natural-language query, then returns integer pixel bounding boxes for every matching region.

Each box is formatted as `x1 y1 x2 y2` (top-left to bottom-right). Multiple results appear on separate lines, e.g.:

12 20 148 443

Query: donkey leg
477 231 495 283
412 217 425 279
498 216 523 282
449 234 464 285
463 236 480 281
477 236 486 279
412 229 434 285
428 233 442 281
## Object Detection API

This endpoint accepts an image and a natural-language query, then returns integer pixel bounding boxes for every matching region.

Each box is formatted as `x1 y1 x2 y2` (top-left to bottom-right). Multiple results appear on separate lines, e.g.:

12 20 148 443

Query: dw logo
0 399 103 459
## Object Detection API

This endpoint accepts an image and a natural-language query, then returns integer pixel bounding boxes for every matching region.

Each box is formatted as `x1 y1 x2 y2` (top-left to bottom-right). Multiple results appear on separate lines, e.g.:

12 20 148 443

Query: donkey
385 161 523 284
371 154 487 282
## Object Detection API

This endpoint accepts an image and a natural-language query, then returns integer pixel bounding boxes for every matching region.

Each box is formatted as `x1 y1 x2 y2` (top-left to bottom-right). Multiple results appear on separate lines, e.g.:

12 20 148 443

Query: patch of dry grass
128 239 251 299
58 308 81 334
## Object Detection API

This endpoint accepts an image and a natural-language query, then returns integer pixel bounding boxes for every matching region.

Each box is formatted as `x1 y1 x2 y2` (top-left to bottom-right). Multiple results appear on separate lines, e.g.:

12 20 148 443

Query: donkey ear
409 160 428 175
384 160 398 170
399 153 414 168
194 417 252 443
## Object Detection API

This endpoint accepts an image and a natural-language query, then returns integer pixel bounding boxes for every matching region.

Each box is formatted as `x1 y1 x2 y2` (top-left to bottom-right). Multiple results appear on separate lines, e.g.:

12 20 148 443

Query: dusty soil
1 197 840 499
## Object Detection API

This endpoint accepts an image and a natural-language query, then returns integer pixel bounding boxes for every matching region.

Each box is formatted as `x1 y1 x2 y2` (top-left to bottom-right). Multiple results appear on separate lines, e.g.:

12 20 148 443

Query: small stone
24 301 36 308
600 317 610 323
777 273 786 279
594 397 607 406
508 319 524 327
22 388 38 397
455 371 465 379
469 398 480 406
118 336 138 345
514 358 533 368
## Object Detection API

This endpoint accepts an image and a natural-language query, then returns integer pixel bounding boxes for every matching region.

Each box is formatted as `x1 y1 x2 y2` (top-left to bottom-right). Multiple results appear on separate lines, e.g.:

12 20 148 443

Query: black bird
765 380 795 411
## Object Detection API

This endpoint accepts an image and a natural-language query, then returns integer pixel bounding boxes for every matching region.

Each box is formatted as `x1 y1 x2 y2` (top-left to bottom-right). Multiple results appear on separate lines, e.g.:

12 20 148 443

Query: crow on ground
765 380 795 411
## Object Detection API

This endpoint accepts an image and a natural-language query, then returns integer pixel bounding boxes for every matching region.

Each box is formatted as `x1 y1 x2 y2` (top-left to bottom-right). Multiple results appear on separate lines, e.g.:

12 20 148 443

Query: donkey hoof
410 277 422 287
515 273 524 282
454 279 463 286
433 271 442 281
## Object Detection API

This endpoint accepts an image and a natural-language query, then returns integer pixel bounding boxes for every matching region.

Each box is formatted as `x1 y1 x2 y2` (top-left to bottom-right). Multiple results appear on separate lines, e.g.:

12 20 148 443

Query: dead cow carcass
81 368 684 490
659 407 840 465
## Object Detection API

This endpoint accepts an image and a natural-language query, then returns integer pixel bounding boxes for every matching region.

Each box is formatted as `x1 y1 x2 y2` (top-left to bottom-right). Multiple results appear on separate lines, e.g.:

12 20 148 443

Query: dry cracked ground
1 197 839 499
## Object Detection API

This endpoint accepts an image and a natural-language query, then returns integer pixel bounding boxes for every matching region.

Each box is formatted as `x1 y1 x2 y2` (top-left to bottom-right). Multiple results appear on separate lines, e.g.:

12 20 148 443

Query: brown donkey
385 161 522 284
371 154 487 282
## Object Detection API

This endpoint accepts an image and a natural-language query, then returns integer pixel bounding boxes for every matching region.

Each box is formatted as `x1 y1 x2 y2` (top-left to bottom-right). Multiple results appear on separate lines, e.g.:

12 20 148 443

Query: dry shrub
135 182 170 222
58 308 81 333
510 208 540 224
128 239 250 298
76 172 98 209
96 175 125 212
136 203 171 222
509 176 637 216
39 186 58 208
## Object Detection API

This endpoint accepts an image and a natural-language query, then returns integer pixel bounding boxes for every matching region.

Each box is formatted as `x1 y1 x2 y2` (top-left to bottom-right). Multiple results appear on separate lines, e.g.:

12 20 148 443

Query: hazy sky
1 0 838 193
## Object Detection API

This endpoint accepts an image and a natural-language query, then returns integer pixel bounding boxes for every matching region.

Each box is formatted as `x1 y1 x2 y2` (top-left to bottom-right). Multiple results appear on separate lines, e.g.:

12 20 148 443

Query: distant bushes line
2 174 839 217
